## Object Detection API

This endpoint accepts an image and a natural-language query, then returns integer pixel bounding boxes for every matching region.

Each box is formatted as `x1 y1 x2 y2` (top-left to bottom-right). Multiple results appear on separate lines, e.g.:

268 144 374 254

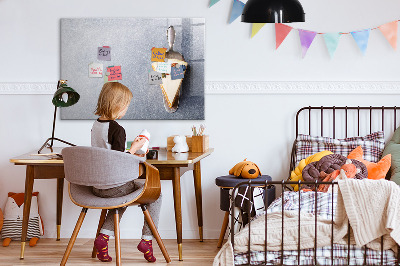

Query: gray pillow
382 126 400 184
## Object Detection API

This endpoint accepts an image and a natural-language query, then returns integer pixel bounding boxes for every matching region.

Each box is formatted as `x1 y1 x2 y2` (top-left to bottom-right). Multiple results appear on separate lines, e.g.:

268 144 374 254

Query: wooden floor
0 239 221 265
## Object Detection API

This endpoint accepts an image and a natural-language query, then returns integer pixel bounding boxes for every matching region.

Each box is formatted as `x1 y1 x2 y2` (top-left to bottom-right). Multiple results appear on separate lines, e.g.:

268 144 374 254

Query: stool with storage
215 175 275 248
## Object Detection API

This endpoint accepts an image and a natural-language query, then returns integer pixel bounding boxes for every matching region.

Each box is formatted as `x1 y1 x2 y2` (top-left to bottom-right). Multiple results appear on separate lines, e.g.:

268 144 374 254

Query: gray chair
60 146 171 265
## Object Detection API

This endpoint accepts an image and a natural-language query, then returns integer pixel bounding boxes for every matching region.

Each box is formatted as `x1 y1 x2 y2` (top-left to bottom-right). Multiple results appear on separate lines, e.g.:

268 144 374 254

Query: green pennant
209 0 221 7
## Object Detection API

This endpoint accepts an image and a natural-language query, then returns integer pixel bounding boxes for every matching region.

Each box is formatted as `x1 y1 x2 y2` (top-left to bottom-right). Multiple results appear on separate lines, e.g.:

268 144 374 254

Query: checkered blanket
234 191 397 265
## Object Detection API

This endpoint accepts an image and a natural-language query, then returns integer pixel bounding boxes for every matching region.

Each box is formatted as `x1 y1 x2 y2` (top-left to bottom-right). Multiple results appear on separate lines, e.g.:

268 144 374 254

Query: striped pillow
1 217 41 240
294 131 385 166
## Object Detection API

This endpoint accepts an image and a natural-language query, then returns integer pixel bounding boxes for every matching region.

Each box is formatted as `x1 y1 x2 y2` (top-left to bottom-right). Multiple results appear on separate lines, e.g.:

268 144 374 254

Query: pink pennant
298 29 317 58
378 21 398 50
275 24 293 49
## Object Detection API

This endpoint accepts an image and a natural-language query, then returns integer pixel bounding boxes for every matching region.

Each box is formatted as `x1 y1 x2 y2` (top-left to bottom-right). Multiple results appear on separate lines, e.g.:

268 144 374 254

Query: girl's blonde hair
95 82 133 120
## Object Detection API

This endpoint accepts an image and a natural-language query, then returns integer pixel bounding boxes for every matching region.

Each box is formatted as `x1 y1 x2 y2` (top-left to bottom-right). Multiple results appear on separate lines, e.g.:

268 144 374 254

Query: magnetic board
60 18 205 120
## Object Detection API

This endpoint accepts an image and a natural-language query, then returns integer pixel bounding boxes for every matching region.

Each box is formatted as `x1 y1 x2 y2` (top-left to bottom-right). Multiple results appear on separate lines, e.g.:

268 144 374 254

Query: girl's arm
128 137 147 155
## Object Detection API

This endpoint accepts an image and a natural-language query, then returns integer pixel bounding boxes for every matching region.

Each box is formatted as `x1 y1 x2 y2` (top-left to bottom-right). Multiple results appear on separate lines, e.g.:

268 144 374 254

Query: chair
60 146 171 265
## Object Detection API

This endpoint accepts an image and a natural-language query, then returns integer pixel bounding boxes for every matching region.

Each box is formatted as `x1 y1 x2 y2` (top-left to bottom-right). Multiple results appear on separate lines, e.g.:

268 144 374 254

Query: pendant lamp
241 0 305 23
38 80 80 154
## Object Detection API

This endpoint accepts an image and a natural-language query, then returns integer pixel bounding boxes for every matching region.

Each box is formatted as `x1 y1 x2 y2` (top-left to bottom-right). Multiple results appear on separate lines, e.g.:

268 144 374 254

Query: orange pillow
347 146 391 180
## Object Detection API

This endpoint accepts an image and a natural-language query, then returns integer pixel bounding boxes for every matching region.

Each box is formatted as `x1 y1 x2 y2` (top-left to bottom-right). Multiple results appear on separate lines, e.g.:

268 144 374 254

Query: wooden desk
10 147 213 261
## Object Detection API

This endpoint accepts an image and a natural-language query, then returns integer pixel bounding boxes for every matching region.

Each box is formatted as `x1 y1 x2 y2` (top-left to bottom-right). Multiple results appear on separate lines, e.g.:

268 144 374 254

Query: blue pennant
229 0 245 24
351 29 370 55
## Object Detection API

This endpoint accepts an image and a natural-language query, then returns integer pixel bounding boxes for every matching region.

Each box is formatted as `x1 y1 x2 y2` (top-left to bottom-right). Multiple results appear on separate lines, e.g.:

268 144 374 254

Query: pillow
295 131 385 166
348 146 391 180
289 150 333 191
382 126 400 184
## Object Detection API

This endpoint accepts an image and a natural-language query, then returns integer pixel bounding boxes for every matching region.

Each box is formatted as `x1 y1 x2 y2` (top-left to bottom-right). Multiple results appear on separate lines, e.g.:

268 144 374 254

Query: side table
215 175 275 248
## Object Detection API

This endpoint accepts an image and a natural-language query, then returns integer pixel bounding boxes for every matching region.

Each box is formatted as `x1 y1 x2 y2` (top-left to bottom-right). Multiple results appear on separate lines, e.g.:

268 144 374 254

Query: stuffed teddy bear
229 159 261 179
1 192 44 247
172 135 189 153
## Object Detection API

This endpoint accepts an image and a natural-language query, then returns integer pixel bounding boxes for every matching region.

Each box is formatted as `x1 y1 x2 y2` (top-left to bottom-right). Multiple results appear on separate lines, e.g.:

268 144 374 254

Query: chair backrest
62 146 145 187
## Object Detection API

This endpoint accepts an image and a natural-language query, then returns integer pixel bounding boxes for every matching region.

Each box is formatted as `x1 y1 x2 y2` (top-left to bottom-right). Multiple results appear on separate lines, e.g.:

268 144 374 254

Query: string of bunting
209 0 399 58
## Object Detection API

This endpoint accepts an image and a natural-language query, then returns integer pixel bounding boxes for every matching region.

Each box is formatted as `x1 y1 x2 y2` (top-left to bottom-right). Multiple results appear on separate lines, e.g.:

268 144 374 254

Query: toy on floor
0 208 3 232
1 192 44 247
229 159 261 179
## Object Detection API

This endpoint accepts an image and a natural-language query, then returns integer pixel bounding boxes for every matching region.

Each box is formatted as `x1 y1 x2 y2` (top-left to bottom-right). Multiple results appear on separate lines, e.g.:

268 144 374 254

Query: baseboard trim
1 81 400 95
46 228 222 239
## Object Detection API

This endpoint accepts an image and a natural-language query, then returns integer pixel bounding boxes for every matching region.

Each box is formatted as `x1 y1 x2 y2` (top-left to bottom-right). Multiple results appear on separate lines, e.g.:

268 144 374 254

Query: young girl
91 82 162 263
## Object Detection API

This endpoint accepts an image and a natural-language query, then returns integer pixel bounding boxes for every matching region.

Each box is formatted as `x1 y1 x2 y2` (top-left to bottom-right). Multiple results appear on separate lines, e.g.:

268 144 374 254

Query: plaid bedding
294 131 385 166
234 191 397 265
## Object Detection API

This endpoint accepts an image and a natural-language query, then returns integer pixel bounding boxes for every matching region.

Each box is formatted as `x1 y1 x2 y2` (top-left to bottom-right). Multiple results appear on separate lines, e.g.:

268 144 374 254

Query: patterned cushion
295 131 385 166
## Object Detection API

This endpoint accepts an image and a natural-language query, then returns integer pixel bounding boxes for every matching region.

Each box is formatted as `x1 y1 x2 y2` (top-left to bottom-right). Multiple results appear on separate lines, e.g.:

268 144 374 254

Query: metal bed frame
230 106 400 266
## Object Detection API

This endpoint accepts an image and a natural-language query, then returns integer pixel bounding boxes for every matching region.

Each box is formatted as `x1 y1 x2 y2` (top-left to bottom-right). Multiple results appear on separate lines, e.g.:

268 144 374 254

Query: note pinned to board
98 46 111 61
170 65 185 80
149 70 162 85
151 47 167 62
107 65 122 81
89 63 103 78
156 62 171 73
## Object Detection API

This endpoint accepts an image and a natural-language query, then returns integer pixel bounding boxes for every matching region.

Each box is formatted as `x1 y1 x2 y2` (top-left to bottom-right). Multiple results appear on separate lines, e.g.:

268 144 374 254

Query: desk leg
56 178 64 241
20 165 35 259
172 167 183 261
193 161 203 242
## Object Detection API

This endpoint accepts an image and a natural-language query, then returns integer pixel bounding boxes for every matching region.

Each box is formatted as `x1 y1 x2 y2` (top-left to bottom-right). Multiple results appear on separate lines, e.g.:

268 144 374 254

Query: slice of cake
152 59 188 108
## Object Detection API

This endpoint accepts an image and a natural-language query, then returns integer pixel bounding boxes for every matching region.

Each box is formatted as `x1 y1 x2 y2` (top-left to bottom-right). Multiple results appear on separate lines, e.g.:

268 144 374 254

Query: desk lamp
38 80 80 154
241 0 305 23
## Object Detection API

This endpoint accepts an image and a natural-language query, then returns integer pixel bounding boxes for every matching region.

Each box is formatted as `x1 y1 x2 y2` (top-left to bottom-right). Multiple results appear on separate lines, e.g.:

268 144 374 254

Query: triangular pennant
298 29 317 58
378 21 398 50
229 0 245 24
275 23 293 49
209 0 220 7
251 23 266 38
323 33 341 58
351 29 370 55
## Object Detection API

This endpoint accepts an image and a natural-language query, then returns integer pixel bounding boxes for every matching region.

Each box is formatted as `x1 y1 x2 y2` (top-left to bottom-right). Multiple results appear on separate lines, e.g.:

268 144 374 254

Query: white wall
1 0 400 239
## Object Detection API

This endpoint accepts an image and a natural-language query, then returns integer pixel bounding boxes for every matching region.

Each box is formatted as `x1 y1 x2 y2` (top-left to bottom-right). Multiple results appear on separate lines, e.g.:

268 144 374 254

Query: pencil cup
191 135 209 153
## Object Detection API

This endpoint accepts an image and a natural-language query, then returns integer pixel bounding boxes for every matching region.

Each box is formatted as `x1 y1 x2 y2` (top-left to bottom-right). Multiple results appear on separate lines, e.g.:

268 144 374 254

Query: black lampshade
52 83 80 107
241 0 305 23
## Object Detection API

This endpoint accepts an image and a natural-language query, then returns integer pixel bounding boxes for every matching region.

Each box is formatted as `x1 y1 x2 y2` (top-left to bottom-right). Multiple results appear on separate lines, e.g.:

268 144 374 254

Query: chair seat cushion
69 180 145 208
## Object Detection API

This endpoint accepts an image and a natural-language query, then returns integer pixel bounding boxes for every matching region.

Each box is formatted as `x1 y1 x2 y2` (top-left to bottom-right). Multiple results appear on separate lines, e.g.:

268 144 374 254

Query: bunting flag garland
351 29 370 55
378 21 398 50
209 0 220 7
275 23 293 49
207 4 400 58
298 29 317 58
229 0 245 24
323 33 341 58
251 23 266 38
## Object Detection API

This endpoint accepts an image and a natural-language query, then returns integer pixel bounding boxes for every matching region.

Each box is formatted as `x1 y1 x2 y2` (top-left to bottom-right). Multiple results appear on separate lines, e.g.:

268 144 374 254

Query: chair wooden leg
60 208 88 266
91 209 108 258
217 211 230 248
141 205 171 263
114 210 121 266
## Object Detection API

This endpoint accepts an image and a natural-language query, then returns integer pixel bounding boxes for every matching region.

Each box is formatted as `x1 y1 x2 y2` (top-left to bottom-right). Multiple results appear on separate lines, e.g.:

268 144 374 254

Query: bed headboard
290 106 400 179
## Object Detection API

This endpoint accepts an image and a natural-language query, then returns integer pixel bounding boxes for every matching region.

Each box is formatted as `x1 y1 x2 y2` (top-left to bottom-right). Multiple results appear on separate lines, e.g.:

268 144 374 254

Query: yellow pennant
251 23 266 38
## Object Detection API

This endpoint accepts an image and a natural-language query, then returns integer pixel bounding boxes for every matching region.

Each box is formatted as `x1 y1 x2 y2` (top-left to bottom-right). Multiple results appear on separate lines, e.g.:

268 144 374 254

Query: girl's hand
129 137 147 155
134 148 149 157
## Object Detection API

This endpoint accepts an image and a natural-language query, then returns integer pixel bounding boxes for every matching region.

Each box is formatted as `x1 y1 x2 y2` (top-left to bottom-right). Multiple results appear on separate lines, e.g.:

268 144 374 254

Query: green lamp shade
52 84 80 107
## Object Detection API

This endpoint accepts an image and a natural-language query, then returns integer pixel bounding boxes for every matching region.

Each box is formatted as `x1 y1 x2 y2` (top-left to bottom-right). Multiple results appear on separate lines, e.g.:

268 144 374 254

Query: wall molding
205 81 400 94
1 81 400 95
